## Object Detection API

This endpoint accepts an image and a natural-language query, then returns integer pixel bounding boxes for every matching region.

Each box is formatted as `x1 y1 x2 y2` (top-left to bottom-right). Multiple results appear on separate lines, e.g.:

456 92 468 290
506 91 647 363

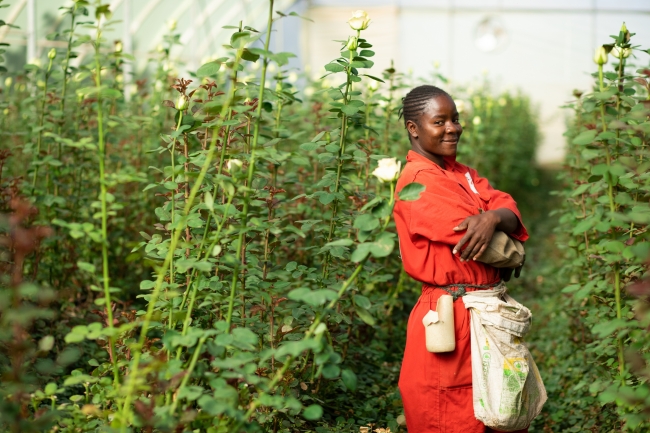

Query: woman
393 85 529 433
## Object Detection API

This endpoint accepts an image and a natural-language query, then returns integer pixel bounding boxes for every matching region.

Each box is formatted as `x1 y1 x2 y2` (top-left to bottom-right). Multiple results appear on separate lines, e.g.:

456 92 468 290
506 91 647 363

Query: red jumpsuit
393 151 529 433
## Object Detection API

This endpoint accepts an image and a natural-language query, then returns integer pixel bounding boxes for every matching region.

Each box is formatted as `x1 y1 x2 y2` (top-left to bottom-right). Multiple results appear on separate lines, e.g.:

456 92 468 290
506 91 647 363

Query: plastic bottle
422 294 455 353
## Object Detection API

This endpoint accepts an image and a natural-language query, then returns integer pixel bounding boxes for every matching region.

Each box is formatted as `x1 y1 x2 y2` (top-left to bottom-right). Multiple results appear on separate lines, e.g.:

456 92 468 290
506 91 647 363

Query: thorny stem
225 0 275 330
92 19 119 386
598 56 626 380
322 46 355 279
54 3 78 197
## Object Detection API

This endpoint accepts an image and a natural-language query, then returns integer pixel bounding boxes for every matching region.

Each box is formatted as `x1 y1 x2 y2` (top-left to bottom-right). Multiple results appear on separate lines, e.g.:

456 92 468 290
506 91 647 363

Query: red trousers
399 286 529 433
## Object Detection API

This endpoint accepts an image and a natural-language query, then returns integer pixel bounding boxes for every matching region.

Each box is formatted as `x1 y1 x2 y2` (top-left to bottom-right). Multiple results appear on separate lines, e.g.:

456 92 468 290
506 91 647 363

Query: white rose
227 159 243 171
455 100 465 113
593 46 608 65
167 19 177 32
610 46 631 59
348 10 370 31
372 157 401 183
176 94 189 111
472 116 481 126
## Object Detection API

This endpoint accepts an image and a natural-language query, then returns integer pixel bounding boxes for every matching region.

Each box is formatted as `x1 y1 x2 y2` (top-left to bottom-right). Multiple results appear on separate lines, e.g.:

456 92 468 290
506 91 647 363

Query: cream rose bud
115 41 123 53
610 46 631 59
227 159 243 171
348 10 370 31
346 36 358 51
372 157 401 182
167 19 177 32
48 48 57 60
472 116 481 126
176 94 189 111
593 46 608 65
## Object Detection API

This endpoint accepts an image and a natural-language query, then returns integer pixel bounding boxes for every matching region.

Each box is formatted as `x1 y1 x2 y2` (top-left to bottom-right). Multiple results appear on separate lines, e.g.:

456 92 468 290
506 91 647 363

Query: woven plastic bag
463 285 547 431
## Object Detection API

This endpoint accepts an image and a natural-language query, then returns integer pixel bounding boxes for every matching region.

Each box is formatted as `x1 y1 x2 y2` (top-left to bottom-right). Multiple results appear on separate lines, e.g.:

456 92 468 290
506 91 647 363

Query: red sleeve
470 168 529 242
398 169 480 246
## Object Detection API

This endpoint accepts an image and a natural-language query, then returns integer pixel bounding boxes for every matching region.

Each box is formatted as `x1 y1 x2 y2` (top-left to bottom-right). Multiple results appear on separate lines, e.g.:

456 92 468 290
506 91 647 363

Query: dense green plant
532 24 650 432
0 1 544 432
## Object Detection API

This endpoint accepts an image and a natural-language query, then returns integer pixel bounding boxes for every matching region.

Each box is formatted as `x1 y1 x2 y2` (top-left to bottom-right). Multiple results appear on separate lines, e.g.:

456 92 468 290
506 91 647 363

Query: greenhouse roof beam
0 0 27 43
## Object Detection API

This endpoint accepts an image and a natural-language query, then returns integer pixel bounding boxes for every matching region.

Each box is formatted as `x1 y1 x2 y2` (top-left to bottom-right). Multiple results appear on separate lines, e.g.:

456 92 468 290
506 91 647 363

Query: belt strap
430 280 503 301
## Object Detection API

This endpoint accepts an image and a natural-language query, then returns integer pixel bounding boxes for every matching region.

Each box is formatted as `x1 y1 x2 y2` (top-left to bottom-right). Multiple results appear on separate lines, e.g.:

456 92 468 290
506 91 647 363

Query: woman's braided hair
399 85 451 127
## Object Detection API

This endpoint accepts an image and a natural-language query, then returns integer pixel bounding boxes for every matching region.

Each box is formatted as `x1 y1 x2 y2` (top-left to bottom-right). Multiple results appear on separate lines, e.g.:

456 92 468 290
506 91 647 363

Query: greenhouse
1 0 650 431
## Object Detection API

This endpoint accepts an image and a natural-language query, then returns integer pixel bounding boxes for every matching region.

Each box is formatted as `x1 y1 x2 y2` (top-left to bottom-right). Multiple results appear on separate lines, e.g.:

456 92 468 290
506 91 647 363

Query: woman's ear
406 119 419 140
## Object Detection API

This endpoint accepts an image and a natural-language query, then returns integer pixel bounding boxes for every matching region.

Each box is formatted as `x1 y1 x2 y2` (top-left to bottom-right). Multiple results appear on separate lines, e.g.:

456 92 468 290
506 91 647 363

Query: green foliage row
1 1 541 432
531 25 650 432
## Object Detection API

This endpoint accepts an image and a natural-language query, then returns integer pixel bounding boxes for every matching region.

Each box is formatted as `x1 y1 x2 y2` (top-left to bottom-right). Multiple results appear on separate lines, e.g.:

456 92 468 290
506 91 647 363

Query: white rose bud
167 19 177 32
593 46 608 65
348 10 370 31
472 116 481 126
176 94 189 111
115 41 123 53
48 49 57 60
346 36 358 51
455 100 465 113
610 46 631 59
227 159 243 171
372 157 401 183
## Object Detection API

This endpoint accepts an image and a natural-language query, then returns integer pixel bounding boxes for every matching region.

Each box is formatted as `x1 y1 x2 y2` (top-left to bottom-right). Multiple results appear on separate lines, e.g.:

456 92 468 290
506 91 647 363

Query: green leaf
572 130 598 145
353 214 379 231
341 368 358 391
324 63 345 73
288 288 338 307
325 238 353 247
197 61 222 77
370 233 395 258
231 327 258 348
399 182 426 201
351 243 372 262
353 294 371 309
341 104 360 116
303 404 323 420
319 193 336 205
355 305 375 326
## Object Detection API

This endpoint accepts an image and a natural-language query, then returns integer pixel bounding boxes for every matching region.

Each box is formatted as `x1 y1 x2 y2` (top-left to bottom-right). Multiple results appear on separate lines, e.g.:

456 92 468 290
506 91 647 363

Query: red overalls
393 151 529 433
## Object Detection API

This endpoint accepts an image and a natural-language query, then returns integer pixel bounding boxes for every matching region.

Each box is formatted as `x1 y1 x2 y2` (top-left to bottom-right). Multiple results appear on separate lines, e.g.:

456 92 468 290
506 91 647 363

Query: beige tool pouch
422 294 455 353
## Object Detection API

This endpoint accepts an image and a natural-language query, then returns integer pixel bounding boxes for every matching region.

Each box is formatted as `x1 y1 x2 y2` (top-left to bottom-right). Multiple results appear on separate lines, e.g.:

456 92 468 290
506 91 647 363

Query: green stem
54 4 77 197
169 336 207 415
322 47 355 279
92 20 119 386
30 57 54 195
225 0 275 329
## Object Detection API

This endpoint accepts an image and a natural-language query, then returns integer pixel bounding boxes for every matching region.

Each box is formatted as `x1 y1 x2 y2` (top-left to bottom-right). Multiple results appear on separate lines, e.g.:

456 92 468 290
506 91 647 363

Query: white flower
610 46 631 59
48 48 57 60
227 159 243 171
176 94 189 111
287 72 298 83
593 46 608 65
348 10 370 31
167 19 177 32
372 157 401 183
472 116 481 126
455 100 465 113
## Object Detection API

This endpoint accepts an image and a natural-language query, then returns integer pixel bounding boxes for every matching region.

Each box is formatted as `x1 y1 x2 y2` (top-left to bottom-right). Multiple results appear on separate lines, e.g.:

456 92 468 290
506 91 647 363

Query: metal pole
26 0 36 63
123 0 133 101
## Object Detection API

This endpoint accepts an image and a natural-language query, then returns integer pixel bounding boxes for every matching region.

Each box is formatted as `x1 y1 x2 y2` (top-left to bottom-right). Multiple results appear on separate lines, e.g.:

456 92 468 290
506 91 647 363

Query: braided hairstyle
399 85 451 127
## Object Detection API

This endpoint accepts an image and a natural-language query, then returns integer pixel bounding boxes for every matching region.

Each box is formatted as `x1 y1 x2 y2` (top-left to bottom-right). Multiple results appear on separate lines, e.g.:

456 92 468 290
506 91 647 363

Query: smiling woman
393 85 530 432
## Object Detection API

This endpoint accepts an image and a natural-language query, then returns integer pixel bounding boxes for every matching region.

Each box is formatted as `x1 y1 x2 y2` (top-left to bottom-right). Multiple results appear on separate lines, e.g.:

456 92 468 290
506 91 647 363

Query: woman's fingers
460 235 483 261
472 243 488 260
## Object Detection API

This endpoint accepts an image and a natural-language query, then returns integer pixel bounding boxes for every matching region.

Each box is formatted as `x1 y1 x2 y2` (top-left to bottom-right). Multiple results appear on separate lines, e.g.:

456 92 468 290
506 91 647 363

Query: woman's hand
452 212 500 261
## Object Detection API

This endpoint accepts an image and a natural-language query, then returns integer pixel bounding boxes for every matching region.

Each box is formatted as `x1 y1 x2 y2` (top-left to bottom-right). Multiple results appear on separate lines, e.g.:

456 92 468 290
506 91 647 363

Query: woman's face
406 95 462 167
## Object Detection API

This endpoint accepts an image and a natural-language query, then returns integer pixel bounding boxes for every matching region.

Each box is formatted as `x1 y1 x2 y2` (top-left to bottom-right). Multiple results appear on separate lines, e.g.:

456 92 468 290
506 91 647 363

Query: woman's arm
451 208 518 262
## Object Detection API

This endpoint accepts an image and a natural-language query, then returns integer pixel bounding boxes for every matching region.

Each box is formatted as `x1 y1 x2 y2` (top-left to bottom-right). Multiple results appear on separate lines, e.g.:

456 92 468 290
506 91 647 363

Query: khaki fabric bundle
477 231 525 269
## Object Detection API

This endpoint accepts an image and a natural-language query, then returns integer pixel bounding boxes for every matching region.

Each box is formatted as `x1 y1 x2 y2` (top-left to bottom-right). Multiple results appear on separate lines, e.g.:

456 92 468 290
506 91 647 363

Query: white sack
463 287 547 431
